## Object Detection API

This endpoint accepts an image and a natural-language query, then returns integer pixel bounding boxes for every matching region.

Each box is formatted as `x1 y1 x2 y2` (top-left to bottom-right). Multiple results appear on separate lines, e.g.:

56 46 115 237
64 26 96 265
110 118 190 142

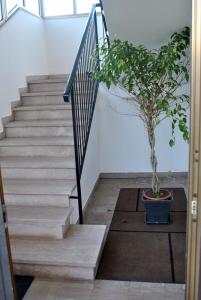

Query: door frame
0 168 16 300
186 0 201 299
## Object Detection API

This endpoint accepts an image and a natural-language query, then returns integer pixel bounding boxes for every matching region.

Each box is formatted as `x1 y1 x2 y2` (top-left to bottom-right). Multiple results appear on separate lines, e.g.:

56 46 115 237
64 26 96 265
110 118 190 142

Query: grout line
112 210 187 213
136 188 140 211
168 233 176 283
110 229 186 234
115 209 136 212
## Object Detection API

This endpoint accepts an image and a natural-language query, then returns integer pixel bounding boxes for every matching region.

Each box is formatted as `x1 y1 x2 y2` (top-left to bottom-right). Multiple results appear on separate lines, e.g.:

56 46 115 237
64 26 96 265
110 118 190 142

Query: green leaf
169 139 175 147
156 118 161 125
92 27 190 153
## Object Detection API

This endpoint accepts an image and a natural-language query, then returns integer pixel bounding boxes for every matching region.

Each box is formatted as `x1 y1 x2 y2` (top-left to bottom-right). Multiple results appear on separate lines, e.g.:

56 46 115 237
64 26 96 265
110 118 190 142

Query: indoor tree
94 27 190 196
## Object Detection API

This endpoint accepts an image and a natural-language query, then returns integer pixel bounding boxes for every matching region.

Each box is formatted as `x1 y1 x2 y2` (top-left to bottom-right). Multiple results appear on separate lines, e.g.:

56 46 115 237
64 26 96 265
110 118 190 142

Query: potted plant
93 27 190 224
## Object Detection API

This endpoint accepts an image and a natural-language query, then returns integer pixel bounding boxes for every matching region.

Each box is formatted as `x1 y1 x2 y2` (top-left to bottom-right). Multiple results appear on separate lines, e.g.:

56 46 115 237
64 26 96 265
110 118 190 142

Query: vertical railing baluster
70 86 83 224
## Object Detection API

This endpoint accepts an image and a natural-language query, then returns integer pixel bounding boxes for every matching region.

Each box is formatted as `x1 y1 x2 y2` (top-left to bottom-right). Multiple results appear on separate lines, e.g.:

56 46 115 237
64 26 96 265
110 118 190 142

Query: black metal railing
99 0 110 47
63 2 109 224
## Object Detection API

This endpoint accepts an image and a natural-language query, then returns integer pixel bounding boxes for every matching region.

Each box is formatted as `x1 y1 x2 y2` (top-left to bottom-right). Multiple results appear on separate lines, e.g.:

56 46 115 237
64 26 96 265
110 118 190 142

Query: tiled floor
24 175 187 300
84 175 188 228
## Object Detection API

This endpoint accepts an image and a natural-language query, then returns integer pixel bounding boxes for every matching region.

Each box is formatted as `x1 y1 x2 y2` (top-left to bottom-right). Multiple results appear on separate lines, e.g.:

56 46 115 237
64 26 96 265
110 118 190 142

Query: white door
186 0 201 299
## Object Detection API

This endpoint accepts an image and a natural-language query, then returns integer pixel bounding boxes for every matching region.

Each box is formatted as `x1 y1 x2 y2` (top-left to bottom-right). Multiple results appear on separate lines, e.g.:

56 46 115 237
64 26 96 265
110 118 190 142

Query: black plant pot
141 191 173 224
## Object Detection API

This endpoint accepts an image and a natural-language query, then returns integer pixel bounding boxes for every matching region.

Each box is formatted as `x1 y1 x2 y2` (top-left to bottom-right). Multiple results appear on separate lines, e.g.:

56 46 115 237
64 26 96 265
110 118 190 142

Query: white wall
81 98 100 206
102 0 191 48
70 99 100 223
44 16 103 75
0 9 48 131
44 17 88 75
98 85 189 173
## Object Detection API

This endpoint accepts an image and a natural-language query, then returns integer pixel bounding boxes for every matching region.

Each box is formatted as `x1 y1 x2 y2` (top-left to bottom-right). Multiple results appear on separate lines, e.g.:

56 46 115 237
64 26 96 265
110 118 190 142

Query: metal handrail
64 4 97 99
63 1 109 224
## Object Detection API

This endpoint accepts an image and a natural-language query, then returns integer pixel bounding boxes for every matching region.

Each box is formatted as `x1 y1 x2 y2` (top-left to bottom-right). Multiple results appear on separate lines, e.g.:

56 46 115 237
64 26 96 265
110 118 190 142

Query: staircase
0 74 106 280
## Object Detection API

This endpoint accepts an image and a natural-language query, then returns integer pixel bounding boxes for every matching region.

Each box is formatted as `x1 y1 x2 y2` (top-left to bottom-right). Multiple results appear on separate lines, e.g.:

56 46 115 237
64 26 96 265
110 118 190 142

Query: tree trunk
147 121 160 195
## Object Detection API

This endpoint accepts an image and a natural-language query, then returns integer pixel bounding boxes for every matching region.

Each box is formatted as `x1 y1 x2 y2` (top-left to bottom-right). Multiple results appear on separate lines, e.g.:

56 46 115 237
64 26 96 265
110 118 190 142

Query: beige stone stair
14 104 72 120
28 78 67 93
3 178 76 195
0 74 106 281
5 120 74 138
11 225 106 280
7 206 73 239
21 92 65 106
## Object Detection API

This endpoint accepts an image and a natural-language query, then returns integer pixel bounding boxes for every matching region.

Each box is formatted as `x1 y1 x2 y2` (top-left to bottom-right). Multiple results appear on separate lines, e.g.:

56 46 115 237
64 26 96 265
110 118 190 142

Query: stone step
27 74 68 81
21 92 65 106
27 78 67 85
14 104 72 121
21 90 92 106
0 137 74 146
27 76 88 86
11 225 107 280
0 155 75 180
0 145 74 157
7 206 73 239
0 137 74 156
5 194 70 208
5 120 73 137
0 155 75 168
28 80 66 93
0 144 74 157
2 166 75 180
3 178 76 196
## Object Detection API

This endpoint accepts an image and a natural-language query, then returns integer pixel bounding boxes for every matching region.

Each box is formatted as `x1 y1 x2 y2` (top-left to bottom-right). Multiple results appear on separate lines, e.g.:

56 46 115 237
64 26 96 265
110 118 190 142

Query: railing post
70 87 83 224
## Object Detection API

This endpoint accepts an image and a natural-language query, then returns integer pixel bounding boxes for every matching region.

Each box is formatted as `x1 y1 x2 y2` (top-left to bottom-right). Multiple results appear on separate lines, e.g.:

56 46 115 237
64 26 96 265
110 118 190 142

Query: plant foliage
93 27 190 194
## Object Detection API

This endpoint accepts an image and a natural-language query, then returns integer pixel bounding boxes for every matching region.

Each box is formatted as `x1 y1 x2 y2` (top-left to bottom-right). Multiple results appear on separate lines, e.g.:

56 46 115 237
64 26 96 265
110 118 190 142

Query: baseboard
100 172 188 179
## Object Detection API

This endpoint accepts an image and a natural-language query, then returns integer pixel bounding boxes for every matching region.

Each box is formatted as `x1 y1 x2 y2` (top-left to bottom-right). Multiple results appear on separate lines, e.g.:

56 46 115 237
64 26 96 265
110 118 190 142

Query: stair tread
5 120 73 128
0 156 75 168
14 104 71 111
0 137 74 146
7 206 73 224
11 225 106 267
21 91 64 97
3 179 76 195
27 74 68 82
28 78 67 84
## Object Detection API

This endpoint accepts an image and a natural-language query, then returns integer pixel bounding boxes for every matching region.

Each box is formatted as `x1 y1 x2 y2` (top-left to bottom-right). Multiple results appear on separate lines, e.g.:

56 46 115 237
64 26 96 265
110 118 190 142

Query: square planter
141 191 173 224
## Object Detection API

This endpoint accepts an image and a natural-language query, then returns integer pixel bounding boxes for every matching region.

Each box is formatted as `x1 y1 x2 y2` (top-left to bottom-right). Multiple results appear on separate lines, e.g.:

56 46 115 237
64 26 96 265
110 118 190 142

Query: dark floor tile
97 231 172 283
115 188 138 212
171 233 186 283
110 211 186 233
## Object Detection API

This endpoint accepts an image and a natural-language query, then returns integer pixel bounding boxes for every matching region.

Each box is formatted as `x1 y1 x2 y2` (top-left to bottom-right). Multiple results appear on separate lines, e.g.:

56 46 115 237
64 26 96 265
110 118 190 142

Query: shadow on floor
15 275 34 300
